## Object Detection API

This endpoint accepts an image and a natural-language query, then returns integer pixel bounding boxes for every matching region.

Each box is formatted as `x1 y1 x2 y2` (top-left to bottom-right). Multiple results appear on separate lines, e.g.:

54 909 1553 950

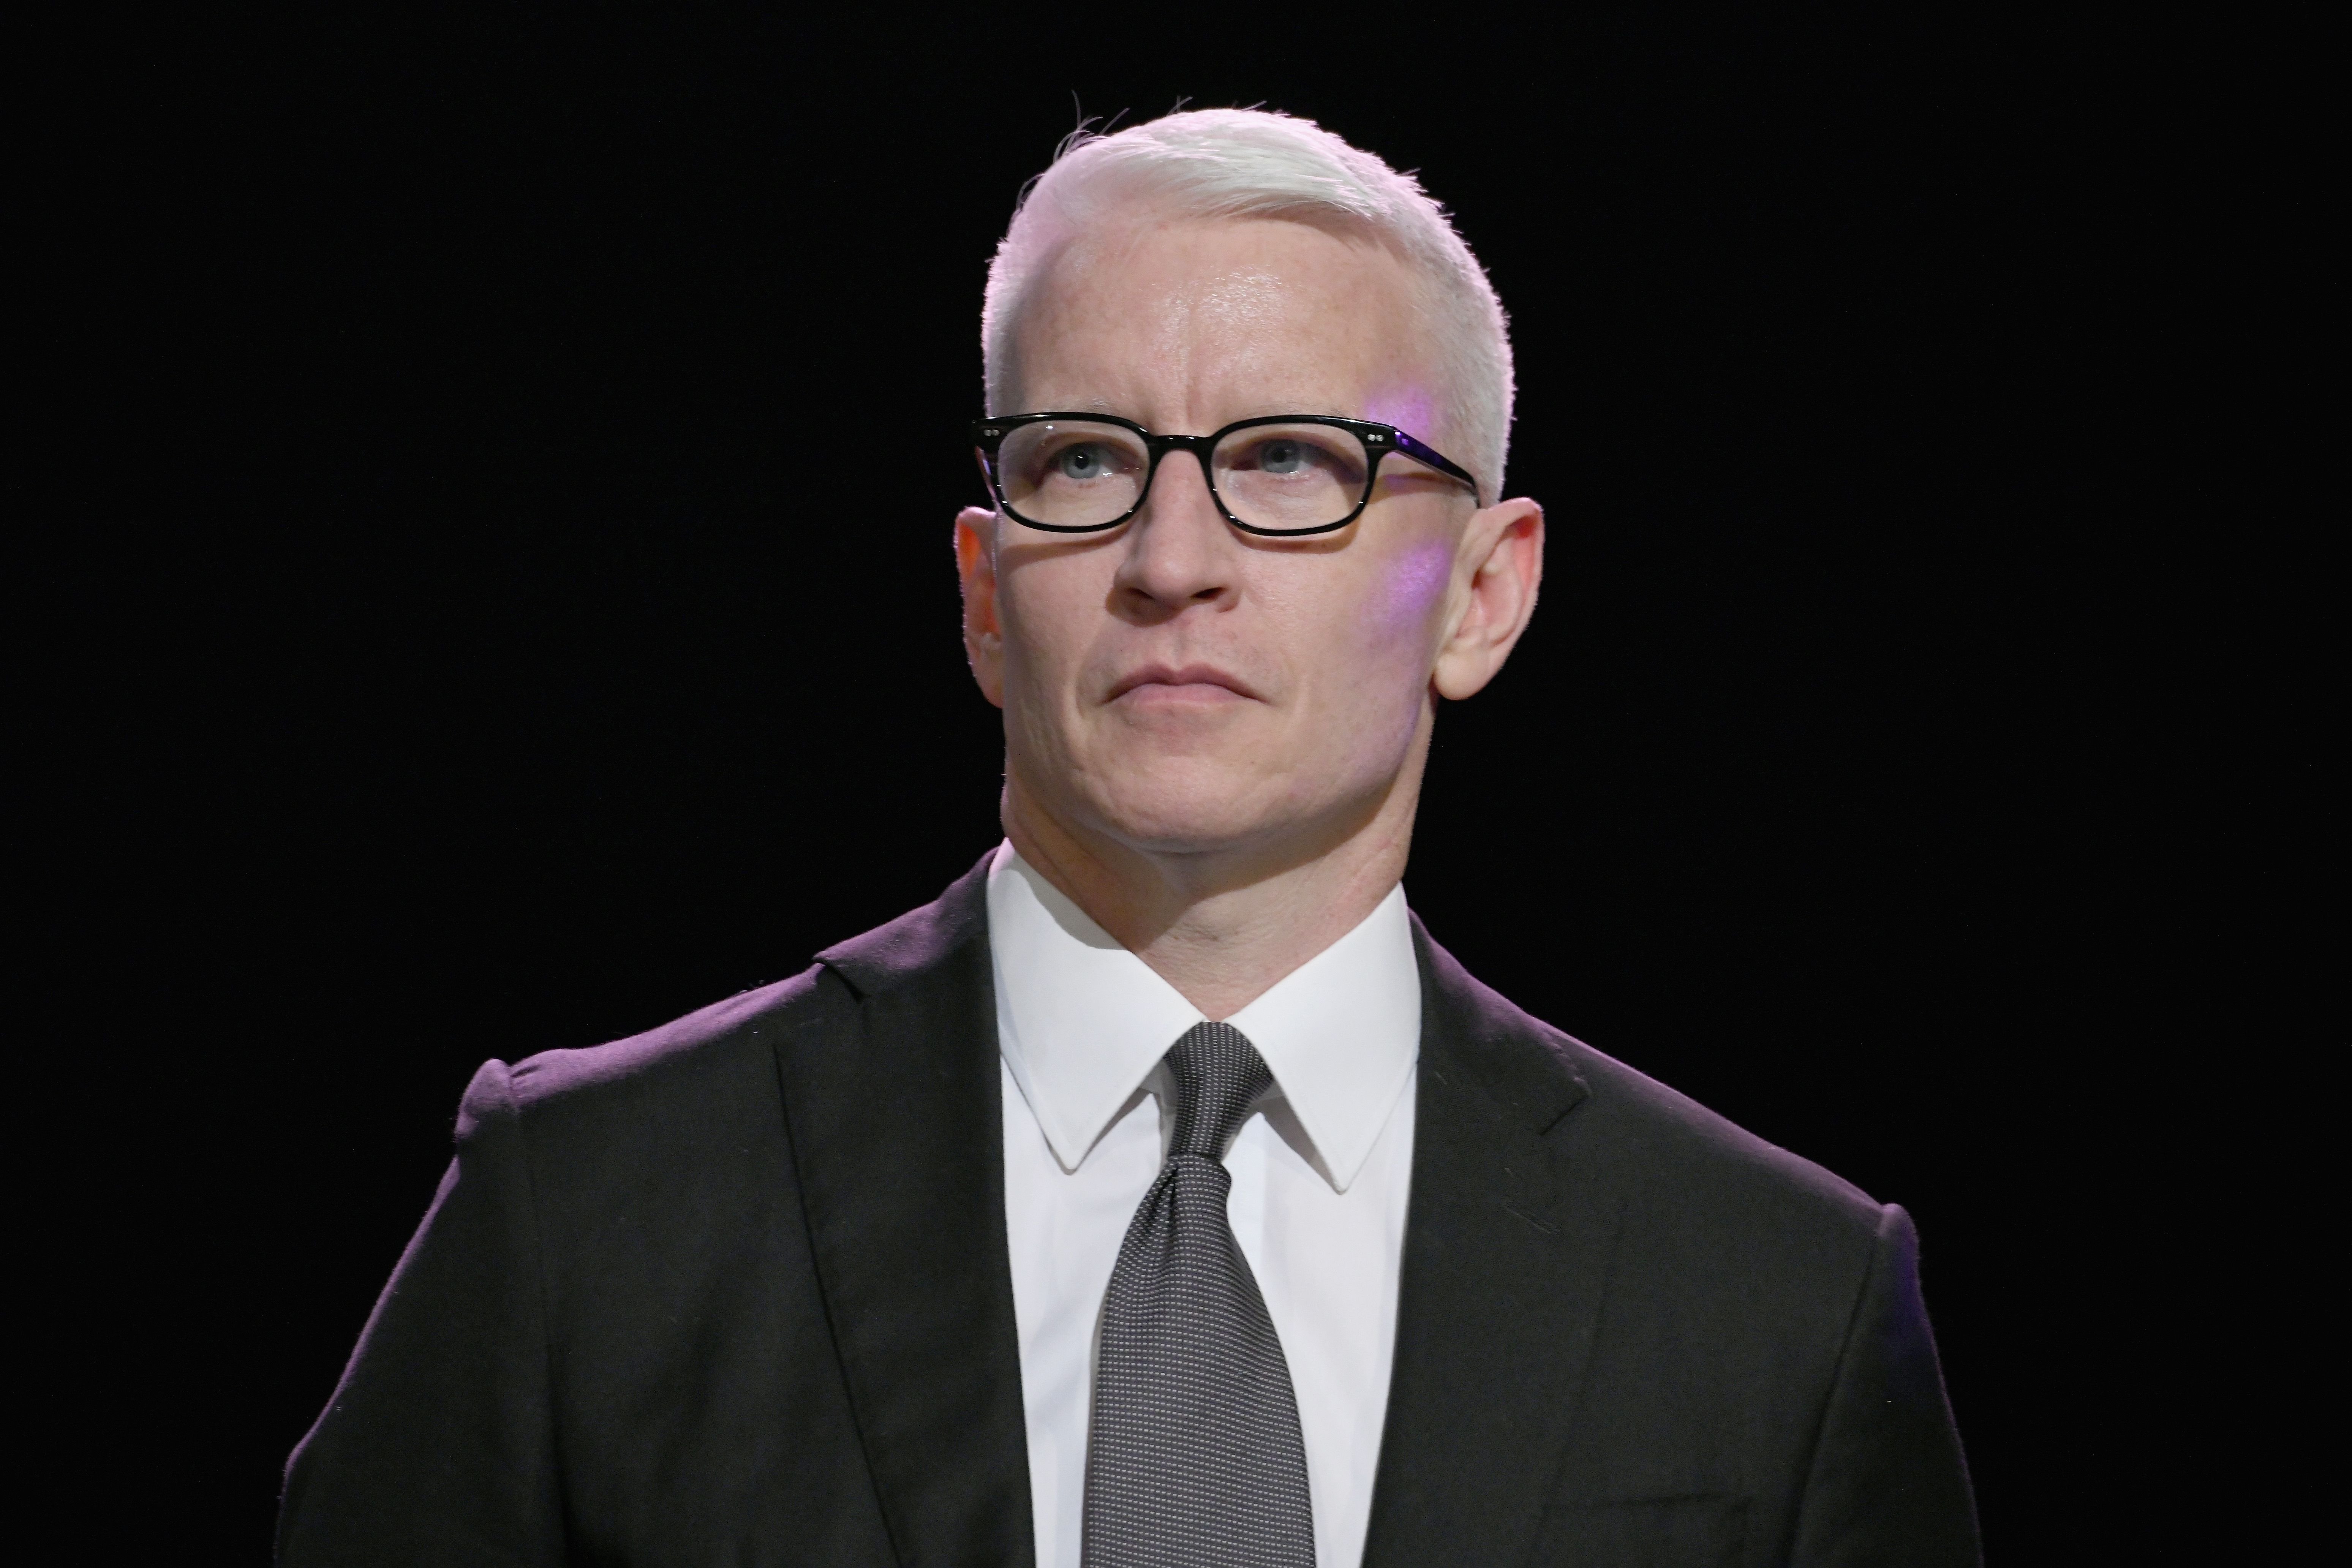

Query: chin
1078 774 1280 856
1077 752 1334 859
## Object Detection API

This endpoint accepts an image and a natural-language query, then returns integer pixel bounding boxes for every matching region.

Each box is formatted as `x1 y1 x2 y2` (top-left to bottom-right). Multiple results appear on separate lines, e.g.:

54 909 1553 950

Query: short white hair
982 108 1516 500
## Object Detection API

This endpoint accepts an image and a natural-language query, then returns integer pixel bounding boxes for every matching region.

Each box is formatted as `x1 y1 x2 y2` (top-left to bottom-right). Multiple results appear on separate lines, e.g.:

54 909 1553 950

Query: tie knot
1163 1021 1273 1159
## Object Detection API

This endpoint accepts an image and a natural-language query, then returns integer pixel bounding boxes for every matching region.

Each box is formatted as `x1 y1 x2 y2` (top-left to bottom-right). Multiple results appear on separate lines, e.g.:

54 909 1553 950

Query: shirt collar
986 841 1420 1192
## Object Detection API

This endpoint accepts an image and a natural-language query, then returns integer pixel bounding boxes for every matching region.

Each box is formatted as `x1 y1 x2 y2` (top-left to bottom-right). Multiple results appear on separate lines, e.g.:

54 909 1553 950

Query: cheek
1374 537 1454 645
996 561 1091 685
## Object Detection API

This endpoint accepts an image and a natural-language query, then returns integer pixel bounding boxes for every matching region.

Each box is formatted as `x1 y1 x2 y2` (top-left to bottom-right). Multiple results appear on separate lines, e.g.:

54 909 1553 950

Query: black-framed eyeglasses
970 412 1482 537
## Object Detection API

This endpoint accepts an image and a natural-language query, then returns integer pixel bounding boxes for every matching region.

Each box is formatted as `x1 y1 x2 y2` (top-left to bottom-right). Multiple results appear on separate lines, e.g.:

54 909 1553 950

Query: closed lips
1107 665 1262 701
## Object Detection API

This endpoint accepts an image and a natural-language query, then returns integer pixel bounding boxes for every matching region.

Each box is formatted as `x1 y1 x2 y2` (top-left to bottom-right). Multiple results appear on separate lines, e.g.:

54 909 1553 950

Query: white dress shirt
988 842 1420 1568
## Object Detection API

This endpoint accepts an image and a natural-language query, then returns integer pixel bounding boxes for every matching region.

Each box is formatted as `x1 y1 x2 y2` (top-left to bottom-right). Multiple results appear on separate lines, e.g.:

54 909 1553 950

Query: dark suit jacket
280 856 1977 1566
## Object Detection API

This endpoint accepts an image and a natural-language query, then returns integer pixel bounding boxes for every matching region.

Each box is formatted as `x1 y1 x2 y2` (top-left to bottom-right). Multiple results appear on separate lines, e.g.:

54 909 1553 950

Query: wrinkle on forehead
1140 265 1291 370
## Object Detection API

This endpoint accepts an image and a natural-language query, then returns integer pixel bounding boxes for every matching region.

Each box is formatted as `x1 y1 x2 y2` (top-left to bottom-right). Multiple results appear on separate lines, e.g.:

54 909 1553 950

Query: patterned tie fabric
1081 1021 1317 1568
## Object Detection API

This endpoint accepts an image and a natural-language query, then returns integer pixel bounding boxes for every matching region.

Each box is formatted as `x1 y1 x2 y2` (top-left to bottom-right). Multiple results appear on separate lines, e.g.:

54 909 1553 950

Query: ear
1433 497 1544 701
955 506 1007 708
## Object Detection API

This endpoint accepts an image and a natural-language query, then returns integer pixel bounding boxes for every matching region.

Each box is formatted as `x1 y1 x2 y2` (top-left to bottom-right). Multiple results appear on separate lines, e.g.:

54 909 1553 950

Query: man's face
959 214 1510 866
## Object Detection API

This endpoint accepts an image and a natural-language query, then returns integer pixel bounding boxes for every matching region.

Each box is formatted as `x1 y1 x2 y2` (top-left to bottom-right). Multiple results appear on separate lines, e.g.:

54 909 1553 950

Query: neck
1002 731 1428 1021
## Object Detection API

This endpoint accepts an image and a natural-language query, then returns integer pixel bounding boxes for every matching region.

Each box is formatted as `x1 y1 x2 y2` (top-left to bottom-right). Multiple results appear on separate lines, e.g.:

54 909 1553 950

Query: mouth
1106 663 1263 706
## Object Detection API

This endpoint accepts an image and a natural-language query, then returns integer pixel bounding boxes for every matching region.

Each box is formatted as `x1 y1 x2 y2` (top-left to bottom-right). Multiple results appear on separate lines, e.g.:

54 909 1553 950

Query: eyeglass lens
995 420 1375 533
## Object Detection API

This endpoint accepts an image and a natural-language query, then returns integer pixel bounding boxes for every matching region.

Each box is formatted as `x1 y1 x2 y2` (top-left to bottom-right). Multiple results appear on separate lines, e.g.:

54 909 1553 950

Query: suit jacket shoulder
1553 1013 1889 1271
493 964 833 1130
486 844 995 1169
1422 923 1882 1233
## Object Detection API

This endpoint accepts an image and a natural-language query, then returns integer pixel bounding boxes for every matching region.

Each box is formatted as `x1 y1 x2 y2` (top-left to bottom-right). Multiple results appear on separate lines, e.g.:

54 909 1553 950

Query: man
281 110 1977 1566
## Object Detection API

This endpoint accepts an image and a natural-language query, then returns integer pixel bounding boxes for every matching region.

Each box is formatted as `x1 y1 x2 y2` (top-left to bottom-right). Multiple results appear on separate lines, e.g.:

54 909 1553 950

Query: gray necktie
1081 1021 1317 1568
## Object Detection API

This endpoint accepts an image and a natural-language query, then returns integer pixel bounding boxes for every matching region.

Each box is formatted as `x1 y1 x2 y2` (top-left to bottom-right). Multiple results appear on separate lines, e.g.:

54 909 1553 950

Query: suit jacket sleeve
1790 1203 1980 1566
278 1059 566 1566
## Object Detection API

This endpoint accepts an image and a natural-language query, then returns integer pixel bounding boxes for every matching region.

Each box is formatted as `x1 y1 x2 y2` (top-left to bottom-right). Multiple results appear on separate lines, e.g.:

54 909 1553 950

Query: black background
38 6 2199 1557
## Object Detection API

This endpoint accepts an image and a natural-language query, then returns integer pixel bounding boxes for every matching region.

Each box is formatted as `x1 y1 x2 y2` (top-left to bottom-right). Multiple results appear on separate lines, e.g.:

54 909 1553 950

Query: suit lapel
1362 919 1624 1568
774 858 1034 1568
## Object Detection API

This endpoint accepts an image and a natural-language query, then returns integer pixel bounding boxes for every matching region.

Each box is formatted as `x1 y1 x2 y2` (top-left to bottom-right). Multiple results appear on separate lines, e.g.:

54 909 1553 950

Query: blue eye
1258 439 1311 475
1232 432 1355 479
1054 444 1119 480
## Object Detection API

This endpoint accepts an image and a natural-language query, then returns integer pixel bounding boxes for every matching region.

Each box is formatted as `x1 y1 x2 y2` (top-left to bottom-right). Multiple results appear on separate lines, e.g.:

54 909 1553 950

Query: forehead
1010 213 1438 425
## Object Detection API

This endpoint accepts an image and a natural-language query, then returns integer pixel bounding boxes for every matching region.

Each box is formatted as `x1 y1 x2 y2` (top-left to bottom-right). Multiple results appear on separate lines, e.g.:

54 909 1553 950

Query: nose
1113 449 1237 618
